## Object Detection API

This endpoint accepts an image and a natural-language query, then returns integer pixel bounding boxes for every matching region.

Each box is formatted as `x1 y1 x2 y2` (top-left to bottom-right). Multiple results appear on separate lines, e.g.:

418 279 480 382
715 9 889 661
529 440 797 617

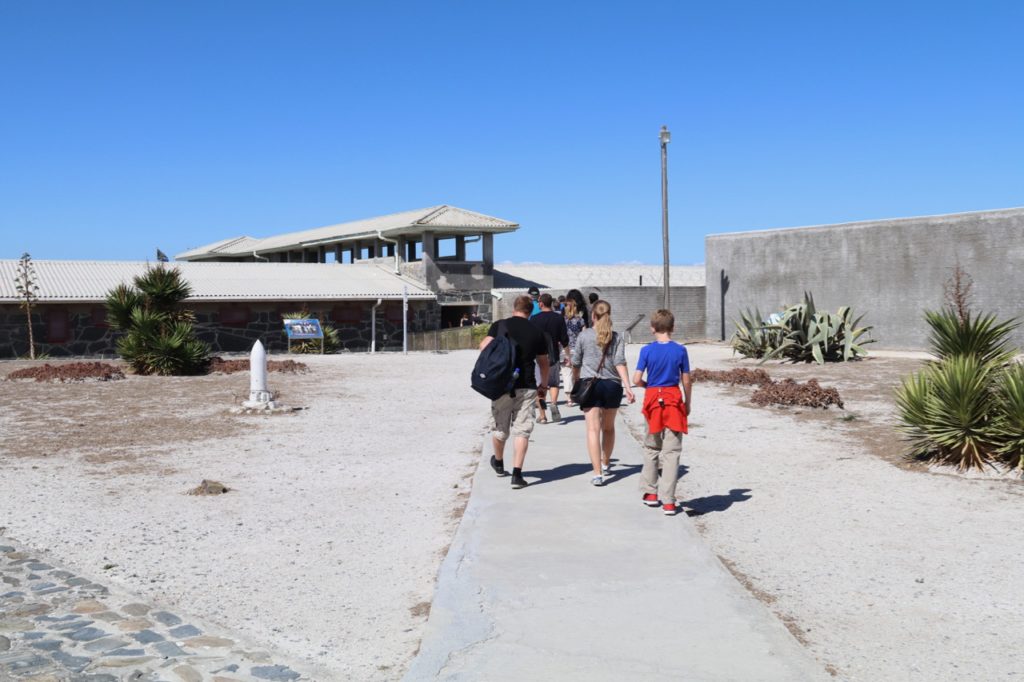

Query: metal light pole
659 125 671 311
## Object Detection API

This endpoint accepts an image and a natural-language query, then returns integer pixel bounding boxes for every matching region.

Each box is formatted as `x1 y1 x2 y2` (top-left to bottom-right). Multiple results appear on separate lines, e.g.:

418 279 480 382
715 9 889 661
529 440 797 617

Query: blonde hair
563 299 578 319
592 300 613 349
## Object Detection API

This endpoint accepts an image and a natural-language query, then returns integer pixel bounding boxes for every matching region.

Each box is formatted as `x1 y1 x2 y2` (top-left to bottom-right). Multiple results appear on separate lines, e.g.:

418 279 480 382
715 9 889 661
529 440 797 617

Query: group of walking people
477 287 692 515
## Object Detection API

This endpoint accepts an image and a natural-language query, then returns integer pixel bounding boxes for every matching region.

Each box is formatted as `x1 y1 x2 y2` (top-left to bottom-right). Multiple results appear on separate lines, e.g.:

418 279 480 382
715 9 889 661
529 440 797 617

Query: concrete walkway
405 403 829 681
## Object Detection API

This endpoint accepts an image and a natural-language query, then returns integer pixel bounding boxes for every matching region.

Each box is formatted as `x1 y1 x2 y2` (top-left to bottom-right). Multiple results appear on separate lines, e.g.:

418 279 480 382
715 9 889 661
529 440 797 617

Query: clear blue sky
2 1 1021 264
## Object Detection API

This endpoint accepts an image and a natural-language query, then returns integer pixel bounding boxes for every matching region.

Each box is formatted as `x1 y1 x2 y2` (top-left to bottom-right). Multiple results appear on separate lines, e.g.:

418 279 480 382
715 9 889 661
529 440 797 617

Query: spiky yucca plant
923 309 1018 366
993 363 1024 470
896 355 999 470
895 307 1022 470
105 266 210 375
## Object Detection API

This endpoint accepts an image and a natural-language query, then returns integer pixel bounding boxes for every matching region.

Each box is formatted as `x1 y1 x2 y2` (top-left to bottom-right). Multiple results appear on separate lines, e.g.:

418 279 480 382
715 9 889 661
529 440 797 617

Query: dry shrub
692 368 773 386
751 378 844 410
6 362 125 383
208 357 309 374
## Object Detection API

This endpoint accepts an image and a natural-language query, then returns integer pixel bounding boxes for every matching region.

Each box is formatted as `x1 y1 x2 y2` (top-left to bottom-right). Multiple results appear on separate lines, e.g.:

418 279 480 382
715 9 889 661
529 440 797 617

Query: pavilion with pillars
176 205 520 326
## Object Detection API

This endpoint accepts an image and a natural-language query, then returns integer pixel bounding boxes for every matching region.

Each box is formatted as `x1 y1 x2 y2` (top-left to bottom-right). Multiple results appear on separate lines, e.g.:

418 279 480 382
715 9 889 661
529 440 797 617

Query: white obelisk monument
242 340 278 409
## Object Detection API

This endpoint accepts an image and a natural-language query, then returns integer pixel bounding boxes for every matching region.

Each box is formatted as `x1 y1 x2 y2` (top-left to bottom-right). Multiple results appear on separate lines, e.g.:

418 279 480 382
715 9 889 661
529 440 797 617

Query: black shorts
579 379 624 409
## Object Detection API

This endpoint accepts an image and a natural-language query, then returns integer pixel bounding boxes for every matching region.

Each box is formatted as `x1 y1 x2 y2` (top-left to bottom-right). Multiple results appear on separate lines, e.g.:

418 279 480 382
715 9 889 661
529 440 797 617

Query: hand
625 388 636 404
685 403 691 416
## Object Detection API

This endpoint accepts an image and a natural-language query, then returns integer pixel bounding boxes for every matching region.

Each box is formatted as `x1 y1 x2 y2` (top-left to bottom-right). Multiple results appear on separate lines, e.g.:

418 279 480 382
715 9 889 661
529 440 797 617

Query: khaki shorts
491 388 538 441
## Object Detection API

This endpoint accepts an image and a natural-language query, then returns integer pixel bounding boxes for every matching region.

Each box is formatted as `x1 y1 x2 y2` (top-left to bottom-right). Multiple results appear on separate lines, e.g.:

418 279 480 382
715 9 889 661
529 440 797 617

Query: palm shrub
105 266 210 375
732 293 873 364
895 307 1022 470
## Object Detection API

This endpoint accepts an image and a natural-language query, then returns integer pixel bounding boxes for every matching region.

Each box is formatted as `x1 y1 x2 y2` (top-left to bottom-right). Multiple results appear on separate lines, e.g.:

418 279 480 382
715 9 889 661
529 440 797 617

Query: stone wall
705 208 1024 349
0 300 442 359
492 286 707 342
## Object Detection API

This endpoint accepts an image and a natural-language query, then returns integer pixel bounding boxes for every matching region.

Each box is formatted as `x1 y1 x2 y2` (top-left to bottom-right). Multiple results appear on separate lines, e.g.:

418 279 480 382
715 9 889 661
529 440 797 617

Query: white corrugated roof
0 261 435 302
176 205 519 260
493 263 706 290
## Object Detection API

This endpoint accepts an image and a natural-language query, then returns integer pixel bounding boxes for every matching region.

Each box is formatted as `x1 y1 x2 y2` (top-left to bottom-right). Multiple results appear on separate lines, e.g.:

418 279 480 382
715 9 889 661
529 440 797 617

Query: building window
46 309 70 343
437 237 457 259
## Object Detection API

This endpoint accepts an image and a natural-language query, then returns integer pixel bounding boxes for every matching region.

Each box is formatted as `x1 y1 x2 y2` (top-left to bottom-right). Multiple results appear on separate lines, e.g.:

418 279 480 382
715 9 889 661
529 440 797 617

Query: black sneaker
490 455 508 476
510 473 528 489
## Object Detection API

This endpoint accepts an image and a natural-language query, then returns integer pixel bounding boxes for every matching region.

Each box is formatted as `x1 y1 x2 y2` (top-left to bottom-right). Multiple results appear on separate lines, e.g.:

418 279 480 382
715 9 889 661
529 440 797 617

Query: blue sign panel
284 319 324 339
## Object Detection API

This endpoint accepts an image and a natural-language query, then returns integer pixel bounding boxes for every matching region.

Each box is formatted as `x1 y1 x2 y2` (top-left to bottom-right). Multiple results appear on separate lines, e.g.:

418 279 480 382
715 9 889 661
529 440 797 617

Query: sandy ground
622 342 1024 681
0 350 486 680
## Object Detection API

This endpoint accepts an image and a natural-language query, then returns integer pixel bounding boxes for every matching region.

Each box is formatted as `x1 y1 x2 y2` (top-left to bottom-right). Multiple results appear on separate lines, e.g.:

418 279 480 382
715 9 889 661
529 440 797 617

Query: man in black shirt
480 295 550 489
530 293 570 423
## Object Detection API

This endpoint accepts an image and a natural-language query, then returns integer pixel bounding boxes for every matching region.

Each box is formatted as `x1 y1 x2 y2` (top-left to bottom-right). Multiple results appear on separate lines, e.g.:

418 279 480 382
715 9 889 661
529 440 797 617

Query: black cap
528 286 540 296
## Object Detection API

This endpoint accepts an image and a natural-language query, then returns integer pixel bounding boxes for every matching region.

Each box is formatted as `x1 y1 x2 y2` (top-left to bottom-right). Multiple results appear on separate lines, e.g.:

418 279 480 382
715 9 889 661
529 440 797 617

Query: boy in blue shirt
631 309 692 516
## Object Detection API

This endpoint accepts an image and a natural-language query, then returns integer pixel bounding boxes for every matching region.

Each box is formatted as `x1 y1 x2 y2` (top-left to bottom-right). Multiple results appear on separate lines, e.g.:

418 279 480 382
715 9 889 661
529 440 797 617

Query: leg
600 408 618 468
513 435 529 469
658 429 683 504
584 407 603 476
490 394 514 464
641 430 664 496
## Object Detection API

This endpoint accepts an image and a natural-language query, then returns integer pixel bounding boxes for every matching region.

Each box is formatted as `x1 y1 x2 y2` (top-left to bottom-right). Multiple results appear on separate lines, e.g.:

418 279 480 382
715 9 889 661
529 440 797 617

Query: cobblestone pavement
0 541 310 681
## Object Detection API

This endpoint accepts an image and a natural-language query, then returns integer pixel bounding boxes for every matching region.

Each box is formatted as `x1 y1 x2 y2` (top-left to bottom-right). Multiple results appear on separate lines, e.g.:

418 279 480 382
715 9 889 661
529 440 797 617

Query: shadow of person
555 415 586 425
601 463 642 485
527 463 594 486
683 488 752 517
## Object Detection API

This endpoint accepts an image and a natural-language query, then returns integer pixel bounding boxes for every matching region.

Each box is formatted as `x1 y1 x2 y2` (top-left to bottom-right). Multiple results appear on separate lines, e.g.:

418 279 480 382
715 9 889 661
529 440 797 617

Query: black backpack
471 320 521 400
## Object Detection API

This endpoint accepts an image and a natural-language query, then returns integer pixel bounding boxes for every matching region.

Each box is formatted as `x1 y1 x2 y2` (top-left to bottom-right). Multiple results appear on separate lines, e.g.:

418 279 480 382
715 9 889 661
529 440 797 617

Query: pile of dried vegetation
694 367 843 410
6 362 126 383
208 357 309 375
751 378 844 410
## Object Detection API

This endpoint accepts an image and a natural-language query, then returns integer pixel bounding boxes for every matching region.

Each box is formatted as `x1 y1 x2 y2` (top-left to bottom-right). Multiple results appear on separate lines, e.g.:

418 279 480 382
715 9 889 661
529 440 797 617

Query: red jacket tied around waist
641 385 688 434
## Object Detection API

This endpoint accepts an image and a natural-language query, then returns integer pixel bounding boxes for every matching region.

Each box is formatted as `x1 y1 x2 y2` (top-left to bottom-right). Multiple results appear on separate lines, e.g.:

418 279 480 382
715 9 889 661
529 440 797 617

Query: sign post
283 318 325 354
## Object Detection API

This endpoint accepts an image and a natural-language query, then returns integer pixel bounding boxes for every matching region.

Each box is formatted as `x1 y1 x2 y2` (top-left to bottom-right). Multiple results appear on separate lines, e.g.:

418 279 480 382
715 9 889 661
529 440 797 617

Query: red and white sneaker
662 502 679 516
642 493 661 507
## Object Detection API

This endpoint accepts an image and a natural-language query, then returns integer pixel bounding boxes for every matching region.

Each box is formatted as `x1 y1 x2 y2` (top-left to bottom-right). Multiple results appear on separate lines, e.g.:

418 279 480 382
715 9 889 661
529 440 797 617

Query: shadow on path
683 488 753 517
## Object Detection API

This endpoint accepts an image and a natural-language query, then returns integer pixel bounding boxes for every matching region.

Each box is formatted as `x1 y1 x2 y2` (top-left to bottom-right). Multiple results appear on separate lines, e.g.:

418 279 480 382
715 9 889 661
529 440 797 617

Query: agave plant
731 308 784 359
105 266 210 375
762 293 874 364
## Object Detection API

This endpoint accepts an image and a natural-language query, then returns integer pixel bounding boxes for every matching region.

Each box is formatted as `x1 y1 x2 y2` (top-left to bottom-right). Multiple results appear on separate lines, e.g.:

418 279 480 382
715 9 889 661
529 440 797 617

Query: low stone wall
492 286 707 342
0 300 442 358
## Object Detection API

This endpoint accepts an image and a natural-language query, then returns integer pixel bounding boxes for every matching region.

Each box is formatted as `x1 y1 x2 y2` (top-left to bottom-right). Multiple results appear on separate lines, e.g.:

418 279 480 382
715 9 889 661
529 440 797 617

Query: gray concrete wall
494 286 706 342
705 208 1024 349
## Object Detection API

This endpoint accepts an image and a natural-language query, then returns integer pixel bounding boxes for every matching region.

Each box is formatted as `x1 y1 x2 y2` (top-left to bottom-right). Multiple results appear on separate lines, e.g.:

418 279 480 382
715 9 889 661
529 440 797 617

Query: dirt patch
692 368 772 386
6 362 125 383
408 601 431 619
208 357 309 374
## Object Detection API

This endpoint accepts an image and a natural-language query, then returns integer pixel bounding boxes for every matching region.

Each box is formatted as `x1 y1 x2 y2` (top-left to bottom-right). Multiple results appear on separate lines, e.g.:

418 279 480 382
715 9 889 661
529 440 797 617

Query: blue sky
1 1 1021 264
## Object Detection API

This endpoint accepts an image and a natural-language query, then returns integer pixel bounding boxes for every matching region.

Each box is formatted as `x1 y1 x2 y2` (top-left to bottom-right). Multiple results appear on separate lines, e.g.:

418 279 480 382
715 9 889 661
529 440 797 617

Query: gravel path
0 351 486 680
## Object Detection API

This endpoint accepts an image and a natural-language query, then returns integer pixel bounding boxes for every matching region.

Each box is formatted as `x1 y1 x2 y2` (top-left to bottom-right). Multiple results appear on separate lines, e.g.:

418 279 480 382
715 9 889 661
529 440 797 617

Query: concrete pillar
456 236 466 261
482 233 494 268
318 245 326 263
334 244 343 263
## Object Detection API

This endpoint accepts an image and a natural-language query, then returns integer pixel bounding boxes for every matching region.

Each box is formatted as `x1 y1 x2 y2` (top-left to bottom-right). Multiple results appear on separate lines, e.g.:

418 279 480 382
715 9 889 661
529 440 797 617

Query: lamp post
659 125 671 311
